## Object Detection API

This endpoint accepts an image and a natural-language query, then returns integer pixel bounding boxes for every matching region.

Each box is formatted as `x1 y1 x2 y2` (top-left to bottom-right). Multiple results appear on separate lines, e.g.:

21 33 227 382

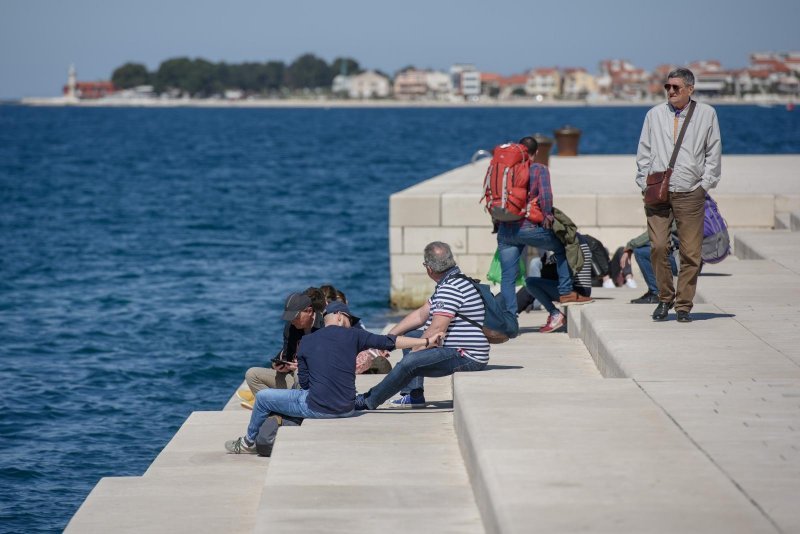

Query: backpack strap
450 274 485 331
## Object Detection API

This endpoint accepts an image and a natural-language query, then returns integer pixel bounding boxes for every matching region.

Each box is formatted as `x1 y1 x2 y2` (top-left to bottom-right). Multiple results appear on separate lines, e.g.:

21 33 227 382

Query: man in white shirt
635 68 722 323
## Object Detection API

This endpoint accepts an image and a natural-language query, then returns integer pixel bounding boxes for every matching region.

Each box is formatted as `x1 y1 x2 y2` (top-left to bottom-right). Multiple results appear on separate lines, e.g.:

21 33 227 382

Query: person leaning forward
635 67 722 323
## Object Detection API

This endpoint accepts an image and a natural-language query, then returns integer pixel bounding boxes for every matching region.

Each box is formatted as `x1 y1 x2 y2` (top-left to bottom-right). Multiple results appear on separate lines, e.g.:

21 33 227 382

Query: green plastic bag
486 250 526 286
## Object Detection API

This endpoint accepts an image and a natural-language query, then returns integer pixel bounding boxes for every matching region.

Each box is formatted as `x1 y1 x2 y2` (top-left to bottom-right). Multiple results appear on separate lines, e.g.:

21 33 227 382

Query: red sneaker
540 312 565 333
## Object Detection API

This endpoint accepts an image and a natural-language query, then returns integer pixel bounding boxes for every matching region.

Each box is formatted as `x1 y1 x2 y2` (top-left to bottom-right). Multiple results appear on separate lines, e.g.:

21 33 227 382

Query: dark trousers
645 186 705 312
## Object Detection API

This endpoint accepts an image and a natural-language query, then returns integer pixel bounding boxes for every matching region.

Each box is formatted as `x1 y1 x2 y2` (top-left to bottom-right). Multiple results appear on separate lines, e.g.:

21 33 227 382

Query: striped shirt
540 240 592 296
425 267 490 363
574 239 593 296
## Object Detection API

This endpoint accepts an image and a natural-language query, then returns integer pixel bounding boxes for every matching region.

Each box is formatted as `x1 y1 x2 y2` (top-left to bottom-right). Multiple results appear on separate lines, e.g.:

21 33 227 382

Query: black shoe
354 394 370 411
652 301 673 321
631 291 658 304
676 310 692 323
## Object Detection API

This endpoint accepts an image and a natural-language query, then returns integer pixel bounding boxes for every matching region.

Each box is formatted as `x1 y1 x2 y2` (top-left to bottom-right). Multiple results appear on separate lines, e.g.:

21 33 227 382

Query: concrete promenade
67 151 800 532
66 218 800 532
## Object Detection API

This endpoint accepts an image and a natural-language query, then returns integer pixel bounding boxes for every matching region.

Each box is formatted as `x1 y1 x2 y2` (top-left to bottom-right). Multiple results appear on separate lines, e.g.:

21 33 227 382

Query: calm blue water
0 104 797 532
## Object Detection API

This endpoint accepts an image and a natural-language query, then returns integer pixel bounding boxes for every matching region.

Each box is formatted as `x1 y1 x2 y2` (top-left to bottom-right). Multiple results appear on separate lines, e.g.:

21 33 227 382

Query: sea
0 103 798 533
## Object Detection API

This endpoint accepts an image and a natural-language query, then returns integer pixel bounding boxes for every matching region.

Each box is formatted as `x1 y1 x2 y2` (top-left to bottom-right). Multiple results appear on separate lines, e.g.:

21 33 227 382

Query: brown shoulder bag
644 100 696 207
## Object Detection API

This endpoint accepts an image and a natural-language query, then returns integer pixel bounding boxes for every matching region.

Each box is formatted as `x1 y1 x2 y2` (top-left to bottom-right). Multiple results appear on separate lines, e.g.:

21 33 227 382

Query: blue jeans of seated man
525 277 559 314
363 346 486 409
246 388 353 442
399 329 425 396
634 244 677 294
497 221 572 316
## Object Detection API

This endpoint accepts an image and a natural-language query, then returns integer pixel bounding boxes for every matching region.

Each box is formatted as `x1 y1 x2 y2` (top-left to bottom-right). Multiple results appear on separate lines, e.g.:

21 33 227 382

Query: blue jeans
497 222 572 315
399 329 425 396
246 388 353 442
525 277 559 314
363 347 486 409
634 245 677 294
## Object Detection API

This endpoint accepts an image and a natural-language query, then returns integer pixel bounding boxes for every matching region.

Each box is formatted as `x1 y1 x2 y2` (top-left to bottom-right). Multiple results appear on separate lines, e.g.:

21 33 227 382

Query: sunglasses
664 84 685 93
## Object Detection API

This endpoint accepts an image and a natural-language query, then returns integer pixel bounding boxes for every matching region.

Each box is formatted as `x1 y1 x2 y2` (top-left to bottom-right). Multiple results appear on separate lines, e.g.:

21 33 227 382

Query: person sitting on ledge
237 288 325 409
225 301 440 454
524 233 593 333
355 241 489 410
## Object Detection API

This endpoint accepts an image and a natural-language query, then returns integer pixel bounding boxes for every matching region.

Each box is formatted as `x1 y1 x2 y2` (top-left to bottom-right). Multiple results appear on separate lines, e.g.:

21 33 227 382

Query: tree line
111 54 363 97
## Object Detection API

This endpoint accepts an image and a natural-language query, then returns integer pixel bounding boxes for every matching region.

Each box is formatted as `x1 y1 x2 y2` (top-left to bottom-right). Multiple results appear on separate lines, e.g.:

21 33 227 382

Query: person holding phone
238 289 325 408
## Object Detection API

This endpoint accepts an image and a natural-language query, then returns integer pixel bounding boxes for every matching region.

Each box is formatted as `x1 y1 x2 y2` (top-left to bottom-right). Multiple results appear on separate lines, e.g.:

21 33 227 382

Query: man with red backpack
489 136 591 316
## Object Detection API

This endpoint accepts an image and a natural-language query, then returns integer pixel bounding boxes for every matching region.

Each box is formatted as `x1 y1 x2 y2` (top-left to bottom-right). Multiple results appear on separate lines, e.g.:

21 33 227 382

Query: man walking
355 241 488 410
636 68 722 322
496 136 590 316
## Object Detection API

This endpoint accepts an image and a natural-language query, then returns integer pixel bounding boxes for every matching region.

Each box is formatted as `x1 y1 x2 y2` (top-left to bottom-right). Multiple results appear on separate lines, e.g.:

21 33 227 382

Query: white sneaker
602 278 615 288
625 277 638 289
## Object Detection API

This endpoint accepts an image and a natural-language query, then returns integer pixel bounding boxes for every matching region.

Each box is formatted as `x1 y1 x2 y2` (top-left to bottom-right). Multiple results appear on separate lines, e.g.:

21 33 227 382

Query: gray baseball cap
282 292 312 321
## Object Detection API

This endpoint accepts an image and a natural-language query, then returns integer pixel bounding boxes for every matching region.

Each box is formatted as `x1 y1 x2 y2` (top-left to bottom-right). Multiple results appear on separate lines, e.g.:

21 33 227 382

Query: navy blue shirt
297 326 397 414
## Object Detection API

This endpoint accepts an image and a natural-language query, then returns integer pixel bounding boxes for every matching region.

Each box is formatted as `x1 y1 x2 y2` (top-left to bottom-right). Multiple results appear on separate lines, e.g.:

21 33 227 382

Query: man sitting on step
355 241 489 410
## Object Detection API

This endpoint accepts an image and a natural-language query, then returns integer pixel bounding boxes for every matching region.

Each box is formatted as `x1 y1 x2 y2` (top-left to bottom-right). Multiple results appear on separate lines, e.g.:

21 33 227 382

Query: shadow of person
677 312 735 321
483 364 524 370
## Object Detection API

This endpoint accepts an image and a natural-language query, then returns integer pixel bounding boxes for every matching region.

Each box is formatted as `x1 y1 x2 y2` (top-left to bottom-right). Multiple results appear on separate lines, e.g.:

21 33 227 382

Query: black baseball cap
282 292 312 321
324 301 360 326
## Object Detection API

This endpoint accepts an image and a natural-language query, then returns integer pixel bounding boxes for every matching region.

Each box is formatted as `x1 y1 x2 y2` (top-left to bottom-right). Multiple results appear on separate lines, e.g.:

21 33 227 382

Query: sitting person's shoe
539 312 566 333
236 388 254 402
225 436 257 454
676 310 692 323
602 278 615 288
389 393 427 408
652 301 674 321
240 400 253 410
631 291 659 304
625 276 638 289
559 291 593 305
354 393 370 411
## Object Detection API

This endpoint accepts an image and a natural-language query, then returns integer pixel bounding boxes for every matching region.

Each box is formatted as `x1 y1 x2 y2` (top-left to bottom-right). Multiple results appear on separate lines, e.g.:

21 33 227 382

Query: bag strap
668 100 696 171
450 274 485 330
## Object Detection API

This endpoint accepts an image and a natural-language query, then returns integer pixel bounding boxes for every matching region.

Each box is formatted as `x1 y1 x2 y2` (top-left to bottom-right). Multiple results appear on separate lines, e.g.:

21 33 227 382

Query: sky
1 0 798 99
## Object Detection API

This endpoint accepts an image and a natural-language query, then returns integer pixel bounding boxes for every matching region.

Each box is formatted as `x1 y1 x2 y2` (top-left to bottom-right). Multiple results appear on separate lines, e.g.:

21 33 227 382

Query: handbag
644 100 696 207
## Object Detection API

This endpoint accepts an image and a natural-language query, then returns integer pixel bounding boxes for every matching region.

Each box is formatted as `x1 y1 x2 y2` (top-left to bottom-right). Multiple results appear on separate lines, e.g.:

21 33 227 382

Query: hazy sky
1 0 798 98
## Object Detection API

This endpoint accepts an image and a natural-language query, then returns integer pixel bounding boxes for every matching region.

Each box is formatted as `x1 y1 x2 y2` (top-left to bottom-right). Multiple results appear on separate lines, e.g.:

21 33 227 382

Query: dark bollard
533 133 554 166
554 125 582 156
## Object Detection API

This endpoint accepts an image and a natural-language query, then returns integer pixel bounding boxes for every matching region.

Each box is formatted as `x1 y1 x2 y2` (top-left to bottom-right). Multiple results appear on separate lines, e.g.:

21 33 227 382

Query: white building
348 70 391 99
450 64 481 99
332 74 350 95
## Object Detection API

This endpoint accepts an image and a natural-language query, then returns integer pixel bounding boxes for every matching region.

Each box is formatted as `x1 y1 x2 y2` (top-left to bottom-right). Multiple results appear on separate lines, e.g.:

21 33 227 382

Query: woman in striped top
525 234 593 333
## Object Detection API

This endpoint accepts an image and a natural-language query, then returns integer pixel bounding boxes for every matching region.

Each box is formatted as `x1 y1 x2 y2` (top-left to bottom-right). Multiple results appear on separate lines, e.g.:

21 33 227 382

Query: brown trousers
646 186 706 312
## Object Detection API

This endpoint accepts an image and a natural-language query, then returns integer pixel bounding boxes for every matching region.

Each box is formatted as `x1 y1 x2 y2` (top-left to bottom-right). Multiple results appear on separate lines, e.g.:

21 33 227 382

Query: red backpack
481 143 543 223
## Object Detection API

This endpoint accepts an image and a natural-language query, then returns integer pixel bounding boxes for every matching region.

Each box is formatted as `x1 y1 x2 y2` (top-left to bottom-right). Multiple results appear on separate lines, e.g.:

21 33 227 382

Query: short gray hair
667 68 695 87
423 241 456 273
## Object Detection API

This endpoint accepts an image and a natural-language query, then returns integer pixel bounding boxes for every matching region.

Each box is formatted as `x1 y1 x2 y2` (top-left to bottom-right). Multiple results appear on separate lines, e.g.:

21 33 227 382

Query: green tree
111 62 151 89
330 57 361 77
155 57 221 96
285 53 332 90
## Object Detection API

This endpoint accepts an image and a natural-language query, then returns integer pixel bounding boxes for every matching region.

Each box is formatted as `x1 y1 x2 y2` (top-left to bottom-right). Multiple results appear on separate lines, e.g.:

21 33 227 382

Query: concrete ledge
455 376 775 534
253 374 483 533
791 210 800 231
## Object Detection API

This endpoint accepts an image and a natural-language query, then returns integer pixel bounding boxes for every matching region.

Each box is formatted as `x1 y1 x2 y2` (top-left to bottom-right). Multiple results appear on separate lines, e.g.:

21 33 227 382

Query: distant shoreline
15 96 797 109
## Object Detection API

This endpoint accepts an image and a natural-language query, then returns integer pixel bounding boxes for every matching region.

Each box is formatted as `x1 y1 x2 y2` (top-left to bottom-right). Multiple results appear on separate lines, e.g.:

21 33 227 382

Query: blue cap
324 301 360 326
